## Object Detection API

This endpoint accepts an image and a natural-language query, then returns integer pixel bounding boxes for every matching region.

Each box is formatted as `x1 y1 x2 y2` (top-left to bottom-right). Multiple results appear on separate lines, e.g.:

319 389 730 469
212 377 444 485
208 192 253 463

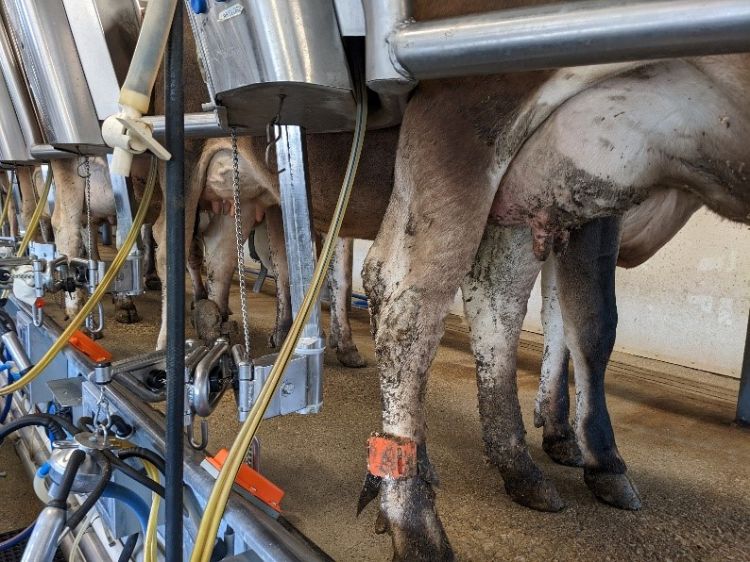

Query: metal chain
231 129 251 359
81 157 93 259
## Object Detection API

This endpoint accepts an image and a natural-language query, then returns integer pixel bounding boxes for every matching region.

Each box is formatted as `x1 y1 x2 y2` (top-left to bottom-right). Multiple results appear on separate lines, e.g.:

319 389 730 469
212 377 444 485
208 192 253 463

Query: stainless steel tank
1 0 140 154
0 12 41 164
187 0 357 133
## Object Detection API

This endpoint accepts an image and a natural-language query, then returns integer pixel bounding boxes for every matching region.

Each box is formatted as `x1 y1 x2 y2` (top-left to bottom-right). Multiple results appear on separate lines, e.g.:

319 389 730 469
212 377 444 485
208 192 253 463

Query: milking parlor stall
0 0 748 561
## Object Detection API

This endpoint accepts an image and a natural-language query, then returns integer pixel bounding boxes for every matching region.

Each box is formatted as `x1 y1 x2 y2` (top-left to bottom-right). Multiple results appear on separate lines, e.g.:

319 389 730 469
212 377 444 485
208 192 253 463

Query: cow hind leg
555 217 641 510
328 237 366 368
142 223 162 291
198 212 254 344
463 224 563 512
534 259 582 467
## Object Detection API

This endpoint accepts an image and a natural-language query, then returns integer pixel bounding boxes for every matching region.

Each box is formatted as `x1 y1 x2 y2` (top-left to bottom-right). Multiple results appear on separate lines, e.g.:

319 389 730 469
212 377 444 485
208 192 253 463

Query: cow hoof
115 307 141 324
504 474 565 512
336 347 367 368
193 299 223 343
144 275 162 291
543 432 583 467
584 471 641 510
382 478 454 562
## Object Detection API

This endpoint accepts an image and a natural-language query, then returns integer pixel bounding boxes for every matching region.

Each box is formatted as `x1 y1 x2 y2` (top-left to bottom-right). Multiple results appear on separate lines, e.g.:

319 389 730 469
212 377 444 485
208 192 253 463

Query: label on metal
218 4 244 22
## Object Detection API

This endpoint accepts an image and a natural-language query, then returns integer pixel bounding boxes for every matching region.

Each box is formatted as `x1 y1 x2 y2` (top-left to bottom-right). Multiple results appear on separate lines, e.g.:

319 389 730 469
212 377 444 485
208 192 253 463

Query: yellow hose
143 460 161 562
0 157 157 396
0 173 12 230
189 72 368 562
16 165 53 257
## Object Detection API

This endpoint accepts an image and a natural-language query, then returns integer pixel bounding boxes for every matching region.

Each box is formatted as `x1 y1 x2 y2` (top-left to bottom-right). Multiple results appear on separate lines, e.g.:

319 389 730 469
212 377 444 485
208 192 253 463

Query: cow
156 4 750 559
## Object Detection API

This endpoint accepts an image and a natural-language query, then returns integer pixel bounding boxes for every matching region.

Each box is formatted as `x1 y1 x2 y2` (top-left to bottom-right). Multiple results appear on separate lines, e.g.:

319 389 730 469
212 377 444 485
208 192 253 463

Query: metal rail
378 0 750 80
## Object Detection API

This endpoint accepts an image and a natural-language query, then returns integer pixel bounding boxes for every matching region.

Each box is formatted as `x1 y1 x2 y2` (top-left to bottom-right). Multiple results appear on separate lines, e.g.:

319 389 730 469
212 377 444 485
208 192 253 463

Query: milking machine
0 0 745 560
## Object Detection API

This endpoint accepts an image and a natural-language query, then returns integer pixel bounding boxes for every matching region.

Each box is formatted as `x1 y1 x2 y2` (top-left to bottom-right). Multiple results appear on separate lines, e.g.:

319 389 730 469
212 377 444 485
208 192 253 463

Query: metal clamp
192 337 230 418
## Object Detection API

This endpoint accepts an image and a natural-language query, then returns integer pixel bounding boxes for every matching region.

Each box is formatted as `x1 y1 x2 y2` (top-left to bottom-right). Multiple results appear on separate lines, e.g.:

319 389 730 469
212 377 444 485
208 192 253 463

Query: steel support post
735 310 750 427
164 3 185 560
275 126 324 413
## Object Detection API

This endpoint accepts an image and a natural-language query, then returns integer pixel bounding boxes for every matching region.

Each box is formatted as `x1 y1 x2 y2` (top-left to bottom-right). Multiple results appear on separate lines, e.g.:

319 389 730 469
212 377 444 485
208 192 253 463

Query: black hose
165 4 186 560
102 450 165 497
66 450 111 530
117 447 166 475
118 533 139 562
76 416 94 433
46 413 81 436
48 449 86 510
0 414 67 444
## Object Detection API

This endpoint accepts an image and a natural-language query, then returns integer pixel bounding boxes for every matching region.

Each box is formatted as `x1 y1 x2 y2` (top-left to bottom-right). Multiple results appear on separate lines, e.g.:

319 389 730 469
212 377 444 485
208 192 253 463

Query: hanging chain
79 156 93 259
231 129 251 359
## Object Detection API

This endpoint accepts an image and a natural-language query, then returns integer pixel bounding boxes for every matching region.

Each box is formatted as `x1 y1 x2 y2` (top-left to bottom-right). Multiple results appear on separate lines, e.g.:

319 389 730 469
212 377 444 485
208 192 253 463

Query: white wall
351 209 750 378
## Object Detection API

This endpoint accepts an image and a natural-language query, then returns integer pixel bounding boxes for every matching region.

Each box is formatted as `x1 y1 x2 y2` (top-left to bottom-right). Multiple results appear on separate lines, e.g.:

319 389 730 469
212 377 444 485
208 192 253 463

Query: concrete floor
3 278 749 561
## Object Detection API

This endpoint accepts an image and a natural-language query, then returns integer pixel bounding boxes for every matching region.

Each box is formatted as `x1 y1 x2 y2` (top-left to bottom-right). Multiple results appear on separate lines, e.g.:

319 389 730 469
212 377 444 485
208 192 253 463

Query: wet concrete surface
5 280 750 560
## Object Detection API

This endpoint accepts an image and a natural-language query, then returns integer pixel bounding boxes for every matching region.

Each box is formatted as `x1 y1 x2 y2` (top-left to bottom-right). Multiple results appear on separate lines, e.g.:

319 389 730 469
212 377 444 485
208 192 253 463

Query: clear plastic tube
0 158 157 396
119 0 178 114
190 70 369 562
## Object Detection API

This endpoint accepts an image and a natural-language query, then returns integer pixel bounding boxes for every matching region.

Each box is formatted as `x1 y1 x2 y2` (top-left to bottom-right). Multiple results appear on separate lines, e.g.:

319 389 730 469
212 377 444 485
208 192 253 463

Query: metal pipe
735 310 750 426
104 381 330 561
389 0 750 79
165 3 185 560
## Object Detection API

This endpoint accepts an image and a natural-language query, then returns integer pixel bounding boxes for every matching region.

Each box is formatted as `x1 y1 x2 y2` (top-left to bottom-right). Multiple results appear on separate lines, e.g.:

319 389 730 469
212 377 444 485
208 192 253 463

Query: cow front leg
463 224 563 512
328 237 366 368
534 259 582 466
555 216 641 510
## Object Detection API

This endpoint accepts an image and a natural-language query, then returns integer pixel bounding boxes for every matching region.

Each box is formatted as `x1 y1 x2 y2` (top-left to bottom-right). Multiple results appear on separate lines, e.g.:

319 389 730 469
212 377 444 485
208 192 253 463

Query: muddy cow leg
360 100 501 562
265 206 292 348
50 160 86 321
463 224 564 512
142 223 162 291
555 216 641 510
534 259 582 467
328 237 366 368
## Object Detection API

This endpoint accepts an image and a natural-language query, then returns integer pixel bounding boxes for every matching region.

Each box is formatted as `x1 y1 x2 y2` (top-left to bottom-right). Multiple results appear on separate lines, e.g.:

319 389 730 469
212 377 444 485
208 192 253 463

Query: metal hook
31 303 43 327
264 95 287 175
187 418 209 451
85 301 105 334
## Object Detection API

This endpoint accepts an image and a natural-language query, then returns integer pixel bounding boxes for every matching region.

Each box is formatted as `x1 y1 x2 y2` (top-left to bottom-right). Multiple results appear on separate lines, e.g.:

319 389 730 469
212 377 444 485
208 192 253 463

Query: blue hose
0 522 34 551
0 363 14 424
101 482 150 534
